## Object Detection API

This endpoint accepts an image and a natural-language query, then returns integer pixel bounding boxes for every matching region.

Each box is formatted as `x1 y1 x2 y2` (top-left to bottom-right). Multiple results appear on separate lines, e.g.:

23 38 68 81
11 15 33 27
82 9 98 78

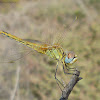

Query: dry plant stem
59 70 82 100
10 66 20 100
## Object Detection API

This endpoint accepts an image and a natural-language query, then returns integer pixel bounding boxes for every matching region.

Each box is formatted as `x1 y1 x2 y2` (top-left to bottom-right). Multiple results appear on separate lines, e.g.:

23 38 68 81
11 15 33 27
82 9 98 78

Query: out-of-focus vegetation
0 0 100 100
0 0 19 3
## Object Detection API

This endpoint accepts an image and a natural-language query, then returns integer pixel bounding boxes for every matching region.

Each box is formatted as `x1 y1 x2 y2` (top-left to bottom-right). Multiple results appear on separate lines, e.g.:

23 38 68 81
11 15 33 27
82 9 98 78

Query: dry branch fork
59 69 82 100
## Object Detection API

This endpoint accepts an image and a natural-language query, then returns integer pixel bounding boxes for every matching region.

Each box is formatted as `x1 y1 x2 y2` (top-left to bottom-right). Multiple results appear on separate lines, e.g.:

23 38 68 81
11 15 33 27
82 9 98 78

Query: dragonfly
0 31 77 91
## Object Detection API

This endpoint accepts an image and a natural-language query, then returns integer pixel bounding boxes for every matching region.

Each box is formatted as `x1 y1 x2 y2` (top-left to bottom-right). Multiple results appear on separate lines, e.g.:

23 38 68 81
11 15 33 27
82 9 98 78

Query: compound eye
68 53 71 58
68 53 74 58
68 51 76 58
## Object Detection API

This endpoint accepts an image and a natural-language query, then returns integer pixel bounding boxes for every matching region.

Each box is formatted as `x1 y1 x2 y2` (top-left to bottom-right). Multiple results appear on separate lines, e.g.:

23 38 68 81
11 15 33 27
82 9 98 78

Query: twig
10 66 20 100
59 70 82 100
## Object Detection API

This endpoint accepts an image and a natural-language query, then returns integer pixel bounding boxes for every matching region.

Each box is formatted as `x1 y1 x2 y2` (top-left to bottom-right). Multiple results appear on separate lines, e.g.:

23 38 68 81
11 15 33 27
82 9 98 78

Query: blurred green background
0 0 100 100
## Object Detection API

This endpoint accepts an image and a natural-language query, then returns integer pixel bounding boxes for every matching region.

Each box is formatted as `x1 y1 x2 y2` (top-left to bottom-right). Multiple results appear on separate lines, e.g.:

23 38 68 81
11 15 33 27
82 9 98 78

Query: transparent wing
23 39 47 45
0 37 36 64
51 16 78 46
0 31 53 64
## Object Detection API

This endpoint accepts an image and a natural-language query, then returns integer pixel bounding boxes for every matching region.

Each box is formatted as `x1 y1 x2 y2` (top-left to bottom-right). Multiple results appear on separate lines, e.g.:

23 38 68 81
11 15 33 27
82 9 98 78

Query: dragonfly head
65 51 77 65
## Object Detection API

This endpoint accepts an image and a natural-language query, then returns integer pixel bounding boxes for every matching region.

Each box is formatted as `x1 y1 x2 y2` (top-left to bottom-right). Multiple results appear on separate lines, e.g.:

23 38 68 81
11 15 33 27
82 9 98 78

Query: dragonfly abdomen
0 31 43 51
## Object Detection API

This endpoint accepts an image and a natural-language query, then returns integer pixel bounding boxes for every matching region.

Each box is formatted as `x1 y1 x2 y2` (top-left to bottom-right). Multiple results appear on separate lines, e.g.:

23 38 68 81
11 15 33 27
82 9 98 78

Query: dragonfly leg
66 66 77 71
63 65 78 76
55 62 64 91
